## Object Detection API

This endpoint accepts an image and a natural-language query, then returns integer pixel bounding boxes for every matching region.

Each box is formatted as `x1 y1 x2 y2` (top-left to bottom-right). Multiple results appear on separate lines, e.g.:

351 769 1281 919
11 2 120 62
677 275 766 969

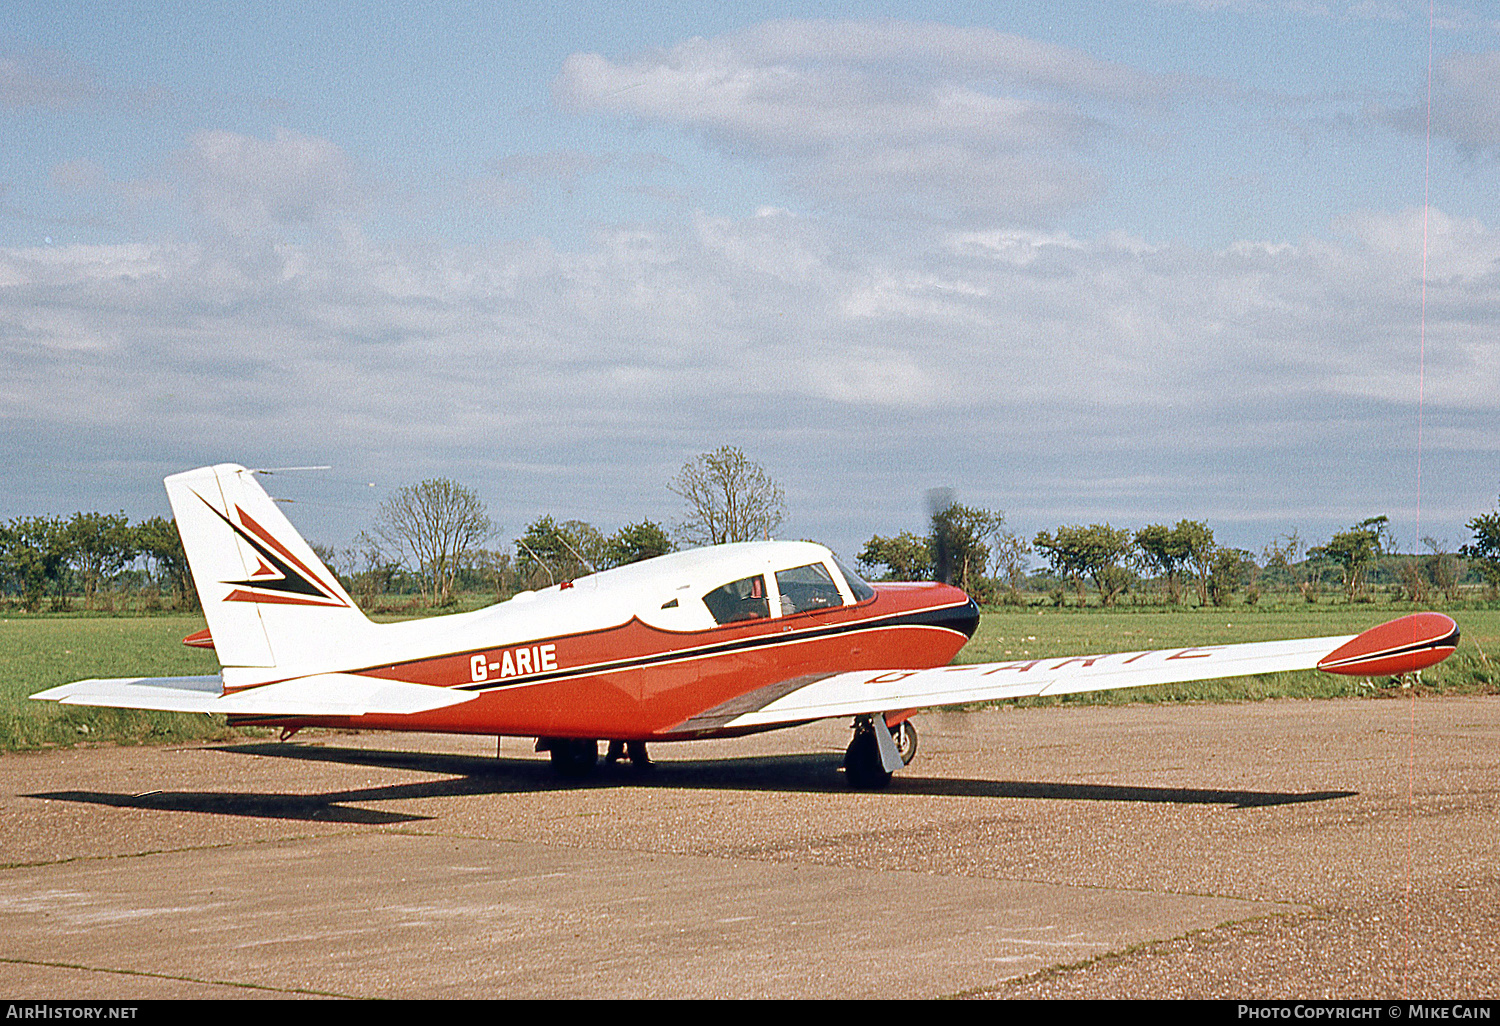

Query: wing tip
1316 612 1460 676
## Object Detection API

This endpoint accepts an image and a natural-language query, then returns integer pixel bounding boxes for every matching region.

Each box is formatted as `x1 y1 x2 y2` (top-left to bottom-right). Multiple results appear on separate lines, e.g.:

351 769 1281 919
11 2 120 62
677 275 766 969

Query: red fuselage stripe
348 599 979 693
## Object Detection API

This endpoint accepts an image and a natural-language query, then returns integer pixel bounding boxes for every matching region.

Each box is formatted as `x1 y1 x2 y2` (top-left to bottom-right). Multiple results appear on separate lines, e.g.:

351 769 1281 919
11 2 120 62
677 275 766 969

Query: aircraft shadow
27 789 435 825
223 741 1354 809
27 744 1353 821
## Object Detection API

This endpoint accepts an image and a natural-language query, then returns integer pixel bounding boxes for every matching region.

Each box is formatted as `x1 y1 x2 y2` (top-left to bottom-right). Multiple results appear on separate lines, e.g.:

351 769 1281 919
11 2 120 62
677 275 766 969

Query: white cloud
177 129 369 238
4 114 1497 547
554 20 1187 224
1336 205 1500 280
704 20 1180 103
5 196 1494 447
944 229 1089 265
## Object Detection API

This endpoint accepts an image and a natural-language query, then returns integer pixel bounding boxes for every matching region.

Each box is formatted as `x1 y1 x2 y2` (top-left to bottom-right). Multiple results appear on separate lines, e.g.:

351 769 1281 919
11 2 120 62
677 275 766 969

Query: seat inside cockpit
702 574 771 624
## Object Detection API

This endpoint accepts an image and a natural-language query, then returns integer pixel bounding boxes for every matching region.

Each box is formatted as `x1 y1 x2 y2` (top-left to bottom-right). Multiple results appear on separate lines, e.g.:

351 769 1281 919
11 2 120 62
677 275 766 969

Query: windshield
829 554 876 603
775 563 844 614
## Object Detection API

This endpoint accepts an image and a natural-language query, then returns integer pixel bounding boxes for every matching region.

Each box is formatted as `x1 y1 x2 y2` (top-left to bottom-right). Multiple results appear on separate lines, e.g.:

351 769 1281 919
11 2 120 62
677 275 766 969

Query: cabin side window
774 563 845 615
702 574 771 625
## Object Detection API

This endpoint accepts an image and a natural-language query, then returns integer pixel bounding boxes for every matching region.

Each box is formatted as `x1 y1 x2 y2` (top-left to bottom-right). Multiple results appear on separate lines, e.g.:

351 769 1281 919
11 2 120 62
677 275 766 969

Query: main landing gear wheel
842 718 894 790
547 738 599 778
844 717 919 789
843 727 890 790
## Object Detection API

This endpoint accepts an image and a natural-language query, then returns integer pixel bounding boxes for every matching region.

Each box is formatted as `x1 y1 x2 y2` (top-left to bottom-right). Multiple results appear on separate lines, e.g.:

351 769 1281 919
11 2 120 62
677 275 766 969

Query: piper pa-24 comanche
34 464 1461 788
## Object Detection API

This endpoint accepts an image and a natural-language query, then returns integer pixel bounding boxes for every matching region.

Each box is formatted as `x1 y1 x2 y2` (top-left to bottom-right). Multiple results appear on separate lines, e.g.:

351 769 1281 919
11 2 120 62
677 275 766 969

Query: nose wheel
843 716 917 790
891 719 918 765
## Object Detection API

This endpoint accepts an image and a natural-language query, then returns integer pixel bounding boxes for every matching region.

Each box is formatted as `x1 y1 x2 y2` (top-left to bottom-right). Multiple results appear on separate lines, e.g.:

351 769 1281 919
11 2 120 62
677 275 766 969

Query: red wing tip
1317 612 1460 676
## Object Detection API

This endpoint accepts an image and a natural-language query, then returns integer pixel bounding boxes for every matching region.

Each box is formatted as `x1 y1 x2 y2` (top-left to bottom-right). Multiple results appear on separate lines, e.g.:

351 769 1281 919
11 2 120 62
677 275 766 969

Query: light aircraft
33 464 1461 788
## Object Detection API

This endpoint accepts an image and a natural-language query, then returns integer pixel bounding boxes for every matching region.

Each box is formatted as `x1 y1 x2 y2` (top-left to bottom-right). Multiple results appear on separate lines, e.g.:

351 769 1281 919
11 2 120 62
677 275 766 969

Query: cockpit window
830 554 876 603
775 563 844 615
703 575 771 625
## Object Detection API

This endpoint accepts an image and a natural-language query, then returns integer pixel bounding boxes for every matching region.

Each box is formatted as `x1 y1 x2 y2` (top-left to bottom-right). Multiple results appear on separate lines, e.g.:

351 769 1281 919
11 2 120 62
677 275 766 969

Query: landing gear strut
605 739 653 768
843 716 915 790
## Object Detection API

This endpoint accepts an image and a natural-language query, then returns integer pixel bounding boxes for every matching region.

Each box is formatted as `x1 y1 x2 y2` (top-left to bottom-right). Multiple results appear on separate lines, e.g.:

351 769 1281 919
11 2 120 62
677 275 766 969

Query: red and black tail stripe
194 491 349 608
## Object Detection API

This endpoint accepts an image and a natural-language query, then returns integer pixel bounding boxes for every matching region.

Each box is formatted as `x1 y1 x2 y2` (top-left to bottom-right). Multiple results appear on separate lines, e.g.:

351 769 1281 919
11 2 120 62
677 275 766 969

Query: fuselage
226 540 979 741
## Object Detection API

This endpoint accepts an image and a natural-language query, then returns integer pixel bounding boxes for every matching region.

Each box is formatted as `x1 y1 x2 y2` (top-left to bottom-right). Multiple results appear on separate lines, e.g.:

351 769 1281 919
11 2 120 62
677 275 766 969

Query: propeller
927 487 955 585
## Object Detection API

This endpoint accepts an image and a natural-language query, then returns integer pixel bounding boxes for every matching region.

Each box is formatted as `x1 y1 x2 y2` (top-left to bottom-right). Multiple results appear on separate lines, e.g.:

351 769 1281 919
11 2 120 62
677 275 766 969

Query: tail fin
165 464 372 673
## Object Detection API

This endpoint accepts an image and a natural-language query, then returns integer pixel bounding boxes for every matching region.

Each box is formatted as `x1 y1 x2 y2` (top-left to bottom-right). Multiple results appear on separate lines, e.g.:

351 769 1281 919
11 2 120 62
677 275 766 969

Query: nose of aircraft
940 585 981 639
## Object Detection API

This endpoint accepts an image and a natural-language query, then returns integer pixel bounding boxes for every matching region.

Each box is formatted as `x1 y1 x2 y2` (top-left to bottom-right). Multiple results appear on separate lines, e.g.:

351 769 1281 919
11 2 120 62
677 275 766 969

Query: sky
3 0 1499 567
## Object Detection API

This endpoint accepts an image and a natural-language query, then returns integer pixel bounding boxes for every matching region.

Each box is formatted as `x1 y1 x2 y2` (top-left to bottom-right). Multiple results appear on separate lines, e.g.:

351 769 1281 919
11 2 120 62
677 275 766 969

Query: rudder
165 464 372 674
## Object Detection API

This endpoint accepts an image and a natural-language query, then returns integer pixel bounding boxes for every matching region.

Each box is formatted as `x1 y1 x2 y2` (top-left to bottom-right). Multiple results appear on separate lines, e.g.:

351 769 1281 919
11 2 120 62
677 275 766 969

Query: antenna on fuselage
558 535 597 575
515 538 555 587
249 466 334 474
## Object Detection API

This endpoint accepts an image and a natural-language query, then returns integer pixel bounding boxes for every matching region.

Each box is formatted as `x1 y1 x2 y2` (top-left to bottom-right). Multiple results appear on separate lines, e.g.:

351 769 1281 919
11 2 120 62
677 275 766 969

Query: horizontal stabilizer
32 673 477 718
31 675 223 713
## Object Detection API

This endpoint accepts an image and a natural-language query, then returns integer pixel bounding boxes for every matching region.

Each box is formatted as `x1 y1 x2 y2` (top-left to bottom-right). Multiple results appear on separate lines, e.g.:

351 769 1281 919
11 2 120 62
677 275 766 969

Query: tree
858 502 1009 596
1422 536 1460 603
1313 516 1388 602
373 479 493 606
346 530 410 603
1262 531 1317 603
929 502 1005 595
0 515 70 611
1135 524 1189 604
1033 524 1136 607
134 516 198 610
66 512 137 609
466 548 517 600
1171 520 1217 607
607 520 674 566
1462 504 1500 597
670 446 785 546
857 531 935 582
1207 548 1256 607
991 530 1032 603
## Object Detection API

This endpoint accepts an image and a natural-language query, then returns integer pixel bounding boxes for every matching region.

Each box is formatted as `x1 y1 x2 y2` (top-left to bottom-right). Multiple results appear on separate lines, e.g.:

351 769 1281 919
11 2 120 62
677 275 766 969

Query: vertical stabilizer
164 464 371 673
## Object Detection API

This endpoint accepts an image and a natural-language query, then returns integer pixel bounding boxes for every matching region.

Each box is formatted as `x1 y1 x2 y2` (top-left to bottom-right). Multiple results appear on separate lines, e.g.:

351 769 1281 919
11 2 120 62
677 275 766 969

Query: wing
31 673 478 718
677 612 1460 734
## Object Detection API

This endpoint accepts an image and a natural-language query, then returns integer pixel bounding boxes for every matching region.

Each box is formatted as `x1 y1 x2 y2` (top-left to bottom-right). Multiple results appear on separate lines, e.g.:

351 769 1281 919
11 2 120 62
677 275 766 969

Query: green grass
3 603 1496 752
0 614 233 751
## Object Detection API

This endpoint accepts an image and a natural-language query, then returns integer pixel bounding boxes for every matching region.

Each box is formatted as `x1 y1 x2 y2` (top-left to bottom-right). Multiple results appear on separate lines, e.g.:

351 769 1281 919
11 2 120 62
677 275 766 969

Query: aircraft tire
549 738 599 778
892 719 918 766
842 727 893 790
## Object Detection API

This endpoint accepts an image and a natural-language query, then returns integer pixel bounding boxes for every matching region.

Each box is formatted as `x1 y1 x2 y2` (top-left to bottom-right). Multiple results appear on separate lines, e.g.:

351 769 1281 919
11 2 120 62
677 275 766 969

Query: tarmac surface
1 696 1497 999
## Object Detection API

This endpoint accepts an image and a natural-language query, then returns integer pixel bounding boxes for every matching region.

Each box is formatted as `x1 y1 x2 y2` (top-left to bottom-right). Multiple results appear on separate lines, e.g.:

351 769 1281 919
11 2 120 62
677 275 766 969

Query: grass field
3 603 1496 751
0 614 228 751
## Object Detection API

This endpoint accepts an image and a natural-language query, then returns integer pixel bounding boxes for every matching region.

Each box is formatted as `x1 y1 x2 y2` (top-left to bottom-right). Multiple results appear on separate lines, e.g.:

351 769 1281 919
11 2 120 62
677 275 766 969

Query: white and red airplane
33 464 1461 788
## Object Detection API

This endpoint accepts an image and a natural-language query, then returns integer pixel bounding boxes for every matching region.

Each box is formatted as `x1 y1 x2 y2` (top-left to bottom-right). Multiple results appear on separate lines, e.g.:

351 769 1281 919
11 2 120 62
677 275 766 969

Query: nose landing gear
891 719 918 766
